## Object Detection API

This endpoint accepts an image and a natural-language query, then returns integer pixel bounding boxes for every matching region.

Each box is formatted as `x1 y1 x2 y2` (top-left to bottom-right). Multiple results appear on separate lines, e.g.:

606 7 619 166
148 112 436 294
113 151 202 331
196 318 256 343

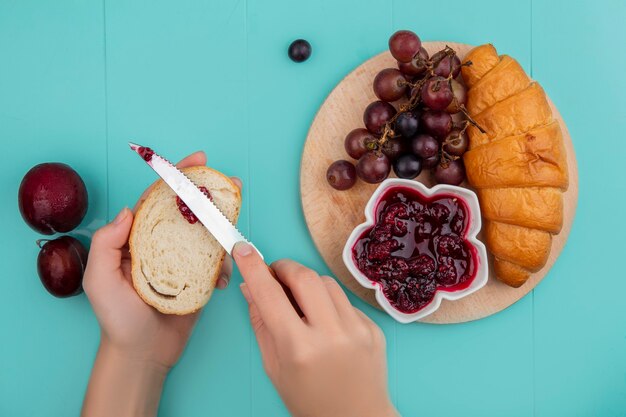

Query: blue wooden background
1 0 625 416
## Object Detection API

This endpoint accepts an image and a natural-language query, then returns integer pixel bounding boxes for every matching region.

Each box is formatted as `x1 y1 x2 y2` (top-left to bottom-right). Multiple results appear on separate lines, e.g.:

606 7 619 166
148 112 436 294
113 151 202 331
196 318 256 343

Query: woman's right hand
233 242 398 417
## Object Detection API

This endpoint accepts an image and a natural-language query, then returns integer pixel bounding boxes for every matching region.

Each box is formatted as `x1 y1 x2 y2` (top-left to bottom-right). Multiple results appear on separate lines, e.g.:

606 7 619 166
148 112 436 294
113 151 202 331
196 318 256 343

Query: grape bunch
326 30 483 191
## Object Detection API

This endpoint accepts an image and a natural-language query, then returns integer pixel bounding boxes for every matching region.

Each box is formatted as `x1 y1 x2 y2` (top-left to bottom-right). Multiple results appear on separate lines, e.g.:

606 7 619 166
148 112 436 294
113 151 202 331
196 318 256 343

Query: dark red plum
18 163 88 235
37 236 88 297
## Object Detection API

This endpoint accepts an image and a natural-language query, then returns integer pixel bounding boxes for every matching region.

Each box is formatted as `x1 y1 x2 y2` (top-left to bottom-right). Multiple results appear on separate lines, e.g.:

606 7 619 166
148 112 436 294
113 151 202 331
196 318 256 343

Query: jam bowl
342 179 488 323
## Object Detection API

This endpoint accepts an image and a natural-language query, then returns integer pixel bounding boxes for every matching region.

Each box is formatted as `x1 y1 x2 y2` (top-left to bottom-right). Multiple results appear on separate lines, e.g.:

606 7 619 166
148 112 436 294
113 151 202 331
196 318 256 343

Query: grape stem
459 105 486 134
376 46 486 152
36 239 50 248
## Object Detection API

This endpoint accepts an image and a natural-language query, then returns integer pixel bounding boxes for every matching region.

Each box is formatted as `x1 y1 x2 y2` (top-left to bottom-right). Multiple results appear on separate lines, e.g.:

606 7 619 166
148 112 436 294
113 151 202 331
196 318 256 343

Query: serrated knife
128 142 261 259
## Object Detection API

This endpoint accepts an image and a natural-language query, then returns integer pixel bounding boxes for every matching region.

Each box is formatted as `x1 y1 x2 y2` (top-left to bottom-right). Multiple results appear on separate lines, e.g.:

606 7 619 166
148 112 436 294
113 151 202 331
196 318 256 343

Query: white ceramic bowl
342 178 489 323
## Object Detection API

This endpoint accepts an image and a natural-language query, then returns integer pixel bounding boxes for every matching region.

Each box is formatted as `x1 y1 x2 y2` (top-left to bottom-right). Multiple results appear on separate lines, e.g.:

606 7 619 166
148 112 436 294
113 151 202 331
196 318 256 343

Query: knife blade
128 142 261 259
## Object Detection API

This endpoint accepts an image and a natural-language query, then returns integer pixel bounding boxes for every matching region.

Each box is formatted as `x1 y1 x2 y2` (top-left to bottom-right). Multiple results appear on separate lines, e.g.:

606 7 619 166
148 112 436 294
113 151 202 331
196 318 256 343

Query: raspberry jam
352 186 478 314
176 186 212 224
137 146 155 162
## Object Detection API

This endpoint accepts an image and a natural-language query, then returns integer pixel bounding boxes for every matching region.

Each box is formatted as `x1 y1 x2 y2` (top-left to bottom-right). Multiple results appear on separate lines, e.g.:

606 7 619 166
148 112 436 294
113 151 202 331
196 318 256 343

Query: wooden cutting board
300 41 578 324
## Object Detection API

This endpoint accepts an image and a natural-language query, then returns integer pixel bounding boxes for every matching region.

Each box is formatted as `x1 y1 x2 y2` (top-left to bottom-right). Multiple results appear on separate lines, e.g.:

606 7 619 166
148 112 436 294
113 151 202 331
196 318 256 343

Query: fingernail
233 242 253 257
216 274 229 289
240 283 251 303
113 207 129 225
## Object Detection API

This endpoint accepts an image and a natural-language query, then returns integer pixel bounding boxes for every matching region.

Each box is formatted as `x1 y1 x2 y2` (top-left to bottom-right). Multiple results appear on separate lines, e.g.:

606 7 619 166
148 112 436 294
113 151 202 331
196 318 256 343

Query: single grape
373 68 407 102
393 154 422 179
344 128 377 159
411 133 439 159
363 101 397 134
420 110 453 139
432 52 461 78
288 39 312 63
422 154 440 169
442 129 468 156
446 79 467 114
421 76 453 111
381 137 406 162
357 151 391 183
326 160 357 190
389 30 422 63
398 47 429 76
394 112 419 138
434 159 465 185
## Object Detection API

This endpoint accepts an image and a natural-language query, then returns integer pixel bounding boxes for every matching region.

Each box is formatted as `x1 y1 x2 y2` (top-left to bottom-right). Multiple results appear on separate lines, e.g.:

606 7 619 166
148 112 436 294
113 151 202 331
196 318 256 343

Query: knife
128 142 303 315
128 142 260 258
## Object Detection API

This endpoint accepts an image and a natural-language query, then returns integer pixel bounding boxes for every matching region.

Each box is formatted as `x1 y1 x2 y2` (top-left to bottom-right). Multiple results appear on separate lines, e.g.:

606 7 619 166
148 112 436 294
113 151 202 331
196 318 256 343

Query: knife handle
266 265 304 318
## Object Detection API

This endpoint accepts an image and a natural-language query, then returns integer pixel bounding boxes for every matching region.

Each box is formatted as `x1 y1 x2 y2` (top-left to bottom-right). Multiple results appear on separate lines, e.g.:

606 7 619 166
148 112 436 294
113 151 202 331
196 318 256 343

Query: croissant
461 44 569 287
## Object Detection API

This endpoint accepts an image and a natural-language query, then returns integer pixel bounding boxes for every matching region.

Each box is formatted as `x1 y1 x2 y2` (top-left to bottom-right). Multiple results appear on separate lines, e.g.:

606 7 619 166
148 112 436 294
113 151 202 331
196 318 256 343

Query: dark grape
423 154 440 169
345 128 377 159
442 129 468 156
389 30 421 63
446 79 467 114
393 154 422 179
357 151 391 183
288 39 312 63
421 76 453 111
381 137 406 162
394 112 419 138
363 101 397 134
397 47 429 76
420 110 453 139
411 134 439 159
373 68 407 102
433 52 461 78
434 160 465 185
326 160 357 190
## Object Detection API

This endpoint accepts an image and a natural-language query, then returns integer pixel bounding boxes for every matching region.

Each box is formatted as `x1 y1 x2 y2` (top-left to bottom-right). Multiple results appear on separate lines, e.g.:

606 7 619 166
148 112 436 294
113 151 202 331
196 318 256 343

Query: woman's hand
233 242 398 417
82 151 240 417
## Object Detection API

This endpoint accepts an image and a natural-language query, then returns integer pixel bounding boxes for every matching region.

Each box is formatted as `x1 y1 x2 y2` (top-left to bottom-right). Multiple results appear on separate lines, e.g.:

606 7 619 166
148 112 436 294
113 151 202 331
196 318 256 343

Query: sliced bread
129 166 241 314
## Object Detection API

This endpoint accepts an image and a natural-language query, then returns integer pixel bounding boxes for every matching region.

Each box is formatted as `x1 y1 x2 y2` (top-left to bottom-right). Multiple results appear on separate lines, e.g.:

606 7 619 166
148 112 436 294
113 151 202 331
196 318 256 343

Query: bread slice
478 187 564 233
493 258 530 288
464 122 568 189
461 43 499 88
484 221 551 272
467 82 553 149
466 55 530 115
129 166 241 315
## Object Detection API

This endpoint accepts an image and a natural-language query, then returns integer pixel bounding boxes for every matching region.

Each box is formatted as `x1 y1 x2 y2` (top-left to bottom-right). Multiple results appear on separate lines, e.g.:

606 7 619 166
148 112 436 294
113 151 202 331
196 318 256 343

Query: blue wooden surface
1 0 625 416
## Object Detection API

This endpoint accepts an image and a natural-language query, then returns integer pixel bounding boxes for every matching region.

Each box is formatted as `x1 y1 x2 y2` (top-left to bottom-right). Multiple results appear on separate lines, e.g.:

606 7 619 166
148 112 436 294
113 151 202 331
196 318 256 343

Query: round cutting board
300 41 578 324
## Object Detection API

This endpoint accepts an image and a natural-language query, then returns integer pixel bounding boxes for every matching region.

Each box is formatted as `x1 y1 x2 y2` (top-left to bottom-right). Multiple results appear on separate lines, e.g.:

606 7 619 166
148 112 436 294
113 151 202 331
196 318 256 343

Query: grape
421 76 453 111
434 160 465 185
288 39 312 63
357 151 391 183
345 128 377 159
420 110 452 139
326 160 357 190
381 137 406 162
389 30 421 63
393 154 422 179
422 154 440 169
432 52 461 78
442 129 468 156
446 79 467 114
373 68 407 102
394 112 419 138
398 47 429 76
411 134 439 159
363 101 397 134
